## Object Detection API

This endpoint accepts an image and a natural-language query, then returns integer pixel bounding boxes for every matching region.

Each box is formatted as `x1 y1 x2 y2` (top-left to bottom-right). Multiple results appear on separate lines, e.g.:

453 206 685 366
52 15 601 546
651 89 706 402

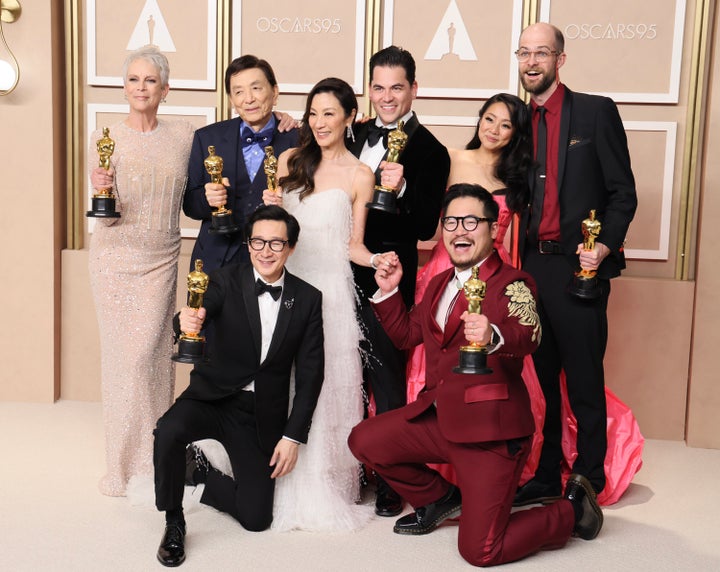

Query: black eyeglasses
247 238 288 252
514 49 560 62
441 216 495 232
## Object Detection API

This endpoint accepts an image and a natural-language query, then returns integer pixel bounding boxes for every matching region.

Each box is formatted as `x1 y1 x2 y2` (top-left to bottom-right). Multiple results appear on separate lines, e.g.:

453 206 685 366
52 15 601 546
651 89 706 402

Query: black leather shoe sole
565 473 603 540
393 504 462 535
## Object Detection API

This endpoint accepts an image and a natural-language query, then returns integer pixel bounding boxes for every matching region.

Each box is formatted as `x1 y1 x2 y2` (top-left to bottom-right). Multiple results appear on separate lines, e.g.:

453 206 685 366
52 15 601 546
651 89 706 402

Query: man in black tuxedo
349 45 450 516
513 23 637 506
184 55 298 274
153 205 324 567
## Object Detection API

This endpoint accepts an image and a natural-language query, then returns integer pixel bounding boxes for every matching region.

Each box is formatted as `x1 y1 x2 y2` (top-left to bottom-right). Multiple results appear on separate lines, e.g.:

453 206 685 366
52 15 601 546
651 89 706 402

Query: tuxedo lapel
240 267 262 361
349 122 370 157
557 89 573 193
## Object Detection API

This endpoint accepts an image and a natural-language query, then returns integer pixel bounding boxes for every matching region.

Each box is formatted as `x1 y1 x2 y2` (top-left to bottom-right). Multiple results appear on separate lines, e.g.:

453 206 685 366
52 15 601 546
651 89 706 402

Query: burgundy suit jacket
372 251 540 444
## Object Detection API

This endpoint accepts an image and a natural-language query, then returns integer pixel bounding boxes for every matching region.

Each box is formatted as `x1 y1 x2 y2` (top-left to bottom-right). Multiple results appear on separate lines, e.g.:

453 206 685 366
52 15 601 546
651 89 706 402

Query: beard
520 68 557 95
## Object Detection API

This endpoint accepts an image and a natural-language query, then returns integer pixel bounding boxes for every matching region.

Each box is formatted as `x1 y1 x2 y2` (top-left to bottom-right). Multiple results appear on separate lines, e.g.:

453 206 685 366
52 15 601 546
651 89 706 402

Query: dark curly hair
464 93 532 213
279 77 357 201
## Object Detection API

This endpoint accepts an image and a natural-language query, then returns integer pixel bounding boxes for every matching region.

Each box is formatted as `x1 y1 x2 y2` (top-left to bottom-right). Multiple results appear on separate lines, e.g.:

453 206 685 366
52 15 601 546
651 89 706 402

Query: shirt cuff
370 286 399 304
396 179 408 198
282 436 300 444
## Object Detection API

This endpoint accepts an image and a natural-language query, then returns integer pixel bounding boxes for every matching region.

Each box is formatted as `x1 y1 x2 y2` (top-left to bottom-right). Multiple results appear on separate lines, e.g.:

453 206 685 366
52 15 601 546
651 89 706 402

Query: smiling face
124 58 168 114
228 67 279 131
443 196 498 271
248 219 294 283
307 91 354 150
477 102 515 153
368 65 417 126
517 23 565 101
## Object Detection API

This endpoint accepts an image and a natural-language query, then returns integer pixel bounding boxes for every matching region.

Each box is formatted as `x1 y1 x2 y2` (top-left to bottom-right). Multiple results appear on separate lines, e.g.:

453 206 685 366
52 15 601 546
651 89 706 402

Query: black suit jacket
520 87 637 279
184 118 298 273
175 263 324 454
349 113 450 306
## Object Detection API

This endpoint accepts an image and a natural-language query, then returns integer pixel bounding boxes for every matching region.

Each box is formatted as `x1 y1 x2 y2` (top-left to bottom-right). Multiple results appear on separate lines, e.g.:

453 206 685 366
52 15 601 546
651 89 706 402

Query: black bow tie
242 130 272 148
255 278 282 300
367 124 392 148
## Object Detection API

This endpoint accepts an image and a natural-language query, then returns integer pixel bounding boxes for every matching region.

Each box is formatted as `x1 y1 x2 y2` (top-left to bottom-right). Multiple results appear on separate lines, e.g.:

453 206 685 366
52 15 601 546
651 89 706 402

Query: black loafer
513 478 562 507
565 473 603 540
157 523 186 567
375 477 403 517
393 485 461 535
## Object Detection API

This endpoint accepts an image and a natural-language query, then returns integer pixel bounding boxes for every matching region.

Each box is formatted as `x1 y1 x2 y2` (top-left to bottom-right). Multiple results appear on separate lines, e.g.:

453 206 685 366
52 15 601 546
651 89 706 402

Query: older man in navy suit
153 205 324 567
184 56 298 273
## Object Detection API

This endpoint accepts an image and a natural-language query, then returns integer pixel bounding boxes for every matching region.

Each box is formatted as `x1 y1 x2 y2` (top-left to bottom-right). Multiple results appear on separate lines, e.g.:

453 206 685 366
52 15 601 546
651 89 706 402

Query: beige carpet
1 400 718 571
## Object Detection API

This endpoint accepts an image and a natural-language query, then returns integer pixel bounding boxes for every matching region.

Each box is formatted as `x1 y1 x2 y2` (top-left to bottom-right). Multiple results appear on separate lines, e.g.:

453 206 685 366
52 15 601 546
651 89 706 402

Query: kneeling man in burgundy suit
349 183 603 567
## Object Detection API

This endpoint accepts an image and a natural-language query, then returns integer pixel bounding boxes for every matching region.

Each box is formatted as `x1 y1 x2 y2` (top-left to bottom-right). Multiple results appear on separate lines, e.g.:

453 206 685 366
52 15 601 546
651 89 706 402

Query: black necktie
529 106 547 242
367 124 391 148
255 278 282 301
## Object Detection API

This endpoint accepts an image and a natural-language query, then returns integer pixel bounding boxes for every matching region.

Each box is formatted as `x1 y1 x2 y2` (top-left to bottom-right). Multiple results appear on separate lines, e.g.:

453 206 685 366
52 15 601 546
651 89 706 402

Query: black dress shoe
393 485 461 535
564 473 603 540
375 476 403 517
184 444 210 486
157 523 186 567
513 478 562 507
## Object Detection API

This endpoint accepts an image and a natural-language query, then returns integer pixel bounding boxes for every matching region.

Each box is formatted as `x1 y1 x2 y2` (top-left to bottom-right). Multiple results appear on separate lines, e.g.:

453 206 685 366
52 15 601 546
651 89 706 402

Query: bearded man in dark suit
513 23 638 506
153 205 324 567
348 45 450 517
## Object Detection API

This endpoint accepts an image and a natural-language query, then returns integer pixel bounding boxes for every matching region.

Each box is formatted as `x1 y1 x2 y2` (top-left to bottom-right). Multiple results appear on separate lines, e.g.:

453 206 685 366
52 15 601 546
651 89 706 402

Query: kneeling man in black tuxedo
153 205 324 567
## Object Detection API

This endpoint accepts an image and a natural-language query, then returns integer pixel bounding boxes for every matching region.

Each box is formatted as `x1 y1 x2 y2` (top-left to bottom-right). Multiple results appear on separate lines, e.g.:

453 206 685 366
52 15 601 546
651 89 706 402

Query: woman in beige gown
88 46 194 496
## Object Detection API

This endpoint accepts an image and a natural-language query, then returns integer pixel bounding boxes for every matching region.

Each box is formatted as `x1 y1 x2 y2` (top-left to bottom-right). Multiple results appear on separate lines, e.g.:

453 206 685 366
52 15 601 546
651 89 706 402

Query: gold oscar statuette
205 145 240 235
172 259 210 364
453 266 493 375
569 209 602 299
86 127 121 218
264 146 278 193
366 120 408 214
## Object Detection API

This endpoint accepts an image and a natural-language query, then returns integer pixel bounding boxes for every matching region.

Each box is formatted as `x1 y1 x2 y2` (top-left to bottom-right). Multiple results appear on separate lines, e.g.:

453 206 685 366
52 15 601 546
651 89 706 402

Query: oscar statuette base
208 211 240 235
172 335 207 364
453 346 493 375
86 196 121 218
366 187 399 214
569 273 601 300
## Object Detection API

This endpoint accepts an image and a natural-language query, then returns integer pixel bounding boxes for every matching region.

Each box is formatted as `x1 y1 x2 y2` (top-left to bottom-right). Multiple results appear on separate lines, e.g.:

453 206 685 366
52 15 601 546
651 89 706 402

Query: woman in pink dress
407 94 643 504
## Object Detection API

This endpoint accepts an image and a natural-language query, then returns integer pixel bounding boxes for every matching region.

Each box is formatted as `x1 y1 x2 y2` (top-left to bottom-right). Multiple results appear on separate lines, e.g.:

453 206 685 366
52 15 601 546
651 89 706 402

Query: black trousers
153 391 274 531
359 304 408 414
523 249 609 492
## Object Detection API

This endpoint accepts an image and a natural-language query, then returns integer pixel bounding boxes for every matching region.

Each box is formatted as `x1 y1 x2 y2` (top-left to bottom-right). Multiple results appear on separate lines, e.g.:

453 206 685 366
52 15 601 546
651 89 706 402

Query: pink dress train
405 193 644 505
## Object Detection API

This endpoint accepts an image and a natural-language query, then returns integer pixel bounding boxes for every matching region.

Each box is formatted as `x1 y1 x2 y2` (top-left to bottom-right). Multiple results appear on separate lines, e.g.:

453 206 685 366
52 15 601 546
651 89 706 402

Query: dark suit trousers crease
523 249 609 491
360 304 408 413
153 392 275 531
348 406 574 566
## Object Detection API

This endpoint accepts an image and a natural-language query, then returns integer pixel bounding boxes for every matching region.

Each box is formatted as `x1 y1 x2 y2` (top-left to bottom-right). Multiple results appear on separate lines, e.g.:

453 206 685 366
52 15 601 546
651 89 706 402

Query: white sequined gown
272 187 372 531
88 119 194 496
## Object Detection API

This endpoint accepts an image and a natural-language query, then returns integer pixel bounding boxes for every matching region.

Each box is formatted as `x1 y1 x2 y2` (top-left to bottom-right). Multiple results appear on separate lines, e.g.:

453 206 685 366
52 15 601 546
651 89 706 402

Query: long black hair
279 77 357 201
464 93 532 213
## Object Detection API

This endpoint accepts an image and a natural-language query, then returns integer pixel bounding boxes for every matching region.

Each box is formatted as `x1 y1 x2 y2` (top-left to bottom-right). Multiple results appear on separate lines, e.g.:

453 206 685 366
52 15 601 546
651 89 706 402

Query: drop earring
346 124 355 143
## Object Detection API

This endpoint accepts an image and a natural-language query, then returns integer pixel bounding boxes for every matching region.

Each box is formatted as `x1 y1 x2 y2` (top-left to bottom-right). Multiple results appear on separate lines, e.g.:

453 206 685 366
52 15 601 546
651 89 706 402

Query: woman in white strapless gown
263 78 397 531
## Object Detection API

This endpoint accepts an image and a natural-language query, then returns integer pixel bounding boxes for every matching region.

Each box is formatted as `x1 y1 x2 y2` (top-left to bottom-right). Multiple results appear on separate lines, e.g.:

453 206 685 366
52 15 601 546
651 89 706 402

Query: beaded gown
88 119 194 496
407 191 643 505
271 185 372 531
